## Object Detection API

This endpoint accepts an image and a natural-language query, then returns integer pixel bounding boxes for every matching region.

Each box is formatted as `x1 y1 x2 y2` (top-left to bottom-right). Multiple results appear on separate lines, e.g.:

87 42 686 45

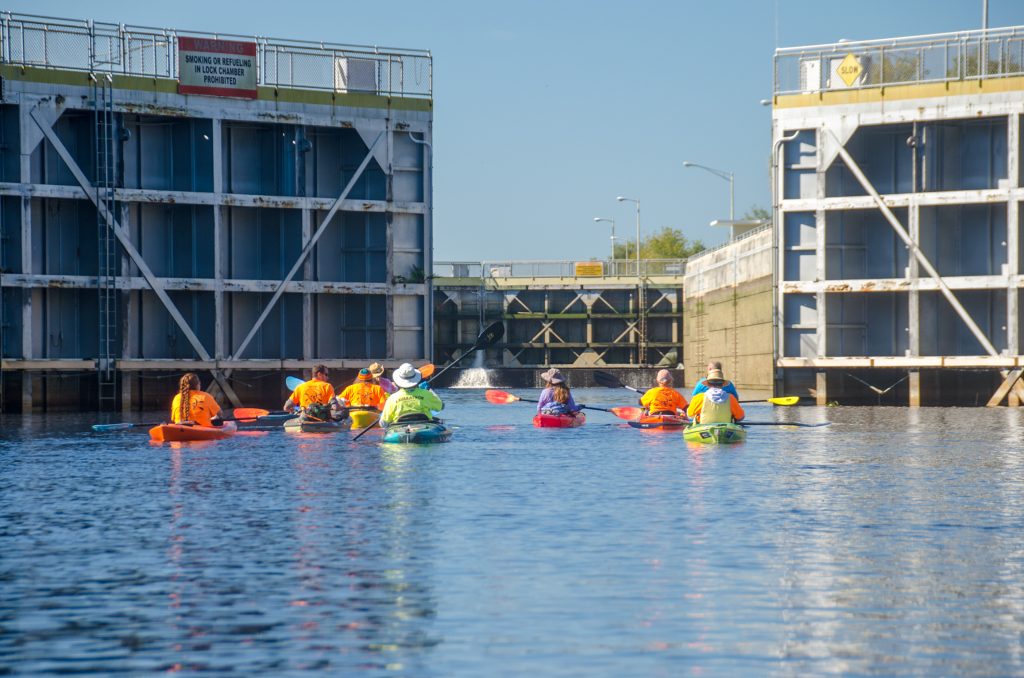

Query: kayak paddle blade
92 422 140 432
767 396 800 406
419 363 436 378
473 321 505 350
609 406 644 420
231 407 270 420
485 389 519 404
285 376 304 391
593 370 624 389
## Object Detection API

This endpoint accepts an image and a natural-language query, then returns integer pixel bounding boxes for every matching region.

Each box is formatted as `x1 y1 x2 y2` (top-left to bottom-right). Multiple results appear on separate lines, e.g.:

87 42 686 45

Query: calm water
2 389 1024 676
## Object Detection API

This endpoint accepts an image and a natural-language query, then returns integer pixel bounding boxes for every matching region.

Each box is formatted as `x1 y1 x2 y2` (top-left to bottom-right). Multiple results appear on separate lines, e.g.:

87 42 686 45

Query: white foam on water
450 367 495 388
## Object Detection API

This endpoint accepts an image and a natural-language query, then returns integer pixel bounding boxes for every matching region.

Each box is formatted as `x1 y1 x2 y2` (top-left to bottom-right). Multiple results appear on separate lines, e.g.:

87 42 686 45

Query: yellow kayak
349 409 380 430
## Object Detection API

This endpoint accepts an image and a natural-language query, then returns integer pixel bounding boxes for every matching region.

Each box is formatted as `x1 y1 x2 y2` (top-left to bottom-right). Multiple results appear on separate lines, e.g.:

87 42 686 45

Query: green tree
613 227 705 260
743 205 771 222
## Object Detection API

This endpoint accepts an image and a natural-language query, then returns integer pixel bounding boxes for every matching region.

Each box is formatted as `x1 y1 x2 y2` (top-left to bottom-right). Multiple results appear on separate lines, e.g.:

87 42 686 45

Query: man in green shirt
380 363 444 425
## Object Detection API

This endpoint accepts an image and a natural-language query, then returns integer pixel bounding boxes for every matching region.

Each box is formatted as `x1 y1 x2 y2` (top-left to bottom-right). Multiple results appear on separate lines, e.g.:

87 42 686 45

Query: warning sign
574 262 604 277
837 53 863 87
178 37 258 99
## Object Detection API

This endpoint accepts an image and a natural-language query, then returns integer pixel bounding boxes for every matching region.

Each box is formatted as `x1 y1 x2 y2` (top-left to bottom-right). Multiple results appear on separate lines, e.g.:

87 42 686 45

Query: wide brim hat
540 367 565 384
393 363 422 388
367 362 385 378
706 368 726 385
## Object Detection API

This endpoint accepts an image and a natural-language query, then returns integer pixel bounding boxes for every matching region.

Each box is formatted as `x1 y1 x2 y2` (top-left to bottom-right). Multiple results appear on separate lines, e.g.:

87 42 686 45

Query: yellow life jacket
700 387 733 424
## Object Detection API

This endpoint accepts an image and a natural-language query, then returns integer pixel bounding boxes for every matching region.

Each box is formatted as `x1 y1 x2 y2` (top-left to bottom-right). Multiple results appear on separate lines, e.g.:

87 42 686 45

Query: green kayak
683 422 747 444
283 416 347 433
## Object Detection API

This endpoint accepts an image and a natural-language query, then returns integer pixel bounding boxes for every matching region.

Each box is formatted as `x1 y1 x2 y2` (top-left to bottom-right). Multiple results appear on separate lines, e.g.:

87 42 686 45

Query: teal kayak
382 420 452 444
683 422 747 444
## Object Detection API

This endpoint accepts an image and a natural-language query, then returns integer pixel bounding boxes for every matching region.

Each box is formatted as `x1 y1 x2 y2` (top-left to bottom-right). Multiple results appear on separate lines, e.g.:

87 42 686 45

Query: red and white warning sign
178 37 258 99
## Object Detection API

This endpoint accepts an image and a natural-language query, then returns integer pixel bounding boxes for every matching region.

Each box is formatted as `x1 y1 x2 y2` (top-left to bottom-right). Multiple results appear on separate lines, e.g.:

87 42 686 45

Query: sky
19 0 1024 262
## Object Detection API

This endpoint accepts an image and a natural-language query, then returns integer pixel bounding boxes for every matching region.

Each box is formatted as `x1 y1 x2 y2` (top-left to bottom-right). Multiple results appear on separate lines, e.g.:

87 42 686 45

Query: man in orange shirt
687 368 745 424
283 364 337 416
640 369 688 416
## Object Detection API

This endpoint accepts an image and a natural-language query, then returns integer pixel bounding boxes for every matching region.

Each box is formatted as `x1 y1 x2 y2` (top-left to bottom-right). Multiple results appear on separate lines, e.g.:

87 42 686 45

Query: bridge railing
433 259 689 280
0 11 432 98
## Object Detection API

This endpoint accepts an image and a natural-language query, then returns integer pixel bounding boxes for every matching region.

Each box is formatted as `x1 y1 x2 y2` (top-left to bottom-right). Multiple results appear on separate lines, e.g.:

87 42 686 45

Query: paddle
484 389 643 420
593 370 799 406
353 323 504 441
92 409 269 432
739 421 831 428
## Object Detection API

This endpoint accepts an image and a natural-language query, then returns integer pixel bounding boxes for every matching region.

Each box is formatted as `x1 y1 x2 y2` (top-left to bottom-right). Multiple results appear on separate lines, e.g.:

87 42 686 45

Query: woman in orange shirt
170 373 223 427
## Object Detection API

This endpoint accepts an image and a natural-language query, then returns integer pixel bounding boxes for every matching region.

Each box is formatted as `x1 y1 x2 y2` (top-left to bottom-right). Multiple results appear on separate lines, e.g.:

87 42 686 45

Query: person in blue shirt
691 360 740 400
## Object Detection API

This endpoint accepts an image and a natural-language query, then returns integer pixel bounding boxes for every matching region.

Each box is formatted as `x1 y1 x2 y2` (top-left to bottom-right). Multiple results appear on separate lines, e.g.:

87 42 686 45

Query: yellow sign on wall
837 53 863 87
574 262 604 277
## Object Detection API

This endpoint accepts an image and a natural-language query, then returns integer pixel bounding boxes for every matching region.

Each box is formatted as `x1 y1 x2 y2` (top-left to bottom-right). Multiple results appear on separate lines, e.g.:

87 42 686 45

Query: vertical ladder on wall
637 283 648 365
93 74 118 409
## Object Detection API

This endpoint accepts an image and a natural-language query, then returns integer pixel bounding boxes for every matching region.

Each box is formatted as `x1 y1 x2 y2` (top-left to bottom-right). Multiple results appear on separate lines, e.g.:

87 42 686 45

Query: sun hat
656 369 672 384
367 362 385 378
393 363 422 389
357 369 373 382
540 367 565 384
706 367 725 385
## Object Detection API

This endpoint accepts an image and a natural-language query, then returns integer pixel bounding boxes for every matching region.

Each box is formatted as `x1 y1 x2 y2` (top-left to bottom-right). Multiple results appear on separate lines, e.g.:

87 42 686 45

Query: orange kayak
629 414 688 430
149 421 238 442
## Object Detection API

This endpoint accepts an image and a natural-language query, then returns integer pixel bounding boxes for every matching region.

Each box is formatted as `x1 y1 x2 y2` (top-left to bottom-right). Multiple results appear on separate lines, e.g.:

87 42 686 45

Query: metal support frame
30 103 243 407
826 126 1024 406
226 131 384 362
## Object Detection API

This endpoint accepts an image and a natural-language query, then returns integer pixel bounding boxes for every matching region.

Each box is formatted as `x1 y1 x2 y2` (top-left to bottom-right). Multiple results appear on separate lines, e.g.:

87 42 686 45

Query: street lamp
616 196 641 276
593 217 617 261
683 160 734 223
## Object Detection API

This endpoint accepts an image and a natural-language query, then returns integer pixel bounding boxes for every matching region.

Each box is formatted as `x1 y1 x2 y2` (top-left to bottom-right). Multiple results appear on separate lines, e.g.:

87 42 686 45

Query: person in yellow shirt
639 369 688 416
687 368 745 424
380 363 443 425
170 373 223 427
283 364 338 420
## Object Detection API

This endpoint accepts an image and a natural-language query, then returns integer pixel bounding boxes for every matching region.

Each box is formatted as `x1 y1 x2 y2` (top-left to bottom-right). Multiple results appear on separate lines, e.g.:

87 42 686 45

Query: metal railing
433 259 690 280
0 11 432 98
775 25 1024 95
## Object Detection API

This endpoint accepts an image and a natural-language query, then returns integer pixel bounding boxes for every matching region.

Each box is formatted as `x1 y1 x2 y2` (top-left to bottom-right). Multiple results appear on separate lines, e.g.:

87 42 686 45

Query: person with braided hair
170 373 223 427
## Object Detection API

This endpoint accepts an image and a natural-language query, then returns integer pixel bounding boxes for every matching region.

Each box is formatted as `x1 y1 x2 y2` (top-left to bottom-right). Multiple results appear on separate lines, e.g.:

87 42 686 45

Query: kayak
236 412 293 429
683 422 747 444
349 409 380 430
533 412 586 428
628 413 688 430
149 421 238 442
283 416 347 433
382 420 452 444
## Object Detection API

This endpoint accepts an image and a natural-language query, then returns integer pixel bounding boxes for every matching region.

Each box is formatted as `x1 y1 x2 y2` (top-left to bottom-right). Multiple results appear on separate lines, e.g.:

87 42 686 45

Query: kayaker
171 372 223 427
368 362 397 394
339 369 387 411
536 368 582 415
640 369 688 416
691 360 740 400
283 364 341 421
380 363 444 425
687 368 745 424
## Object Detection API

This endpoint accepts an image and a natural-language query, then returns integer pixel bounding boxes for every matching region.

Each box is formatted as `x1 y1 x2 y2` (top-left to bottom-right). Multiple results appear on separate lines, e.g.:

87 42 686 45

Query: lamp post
593 217 617 262
683 160 734 223
616 196 641 276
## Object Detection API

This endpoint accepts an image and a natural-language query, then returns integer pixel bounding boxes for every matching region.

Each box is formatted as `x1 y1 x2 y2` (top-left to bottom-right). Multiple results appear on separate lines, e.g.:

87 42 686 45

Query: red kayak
533 412 586 428
149 421 238 442
629 413 688 431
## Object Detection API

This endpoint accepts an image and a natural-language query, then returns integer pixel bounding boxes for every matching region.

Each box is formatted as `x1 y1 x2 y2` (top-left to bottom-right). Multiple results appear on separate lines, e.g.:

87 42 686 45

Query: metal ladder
93 74 118 409
637 283 648 365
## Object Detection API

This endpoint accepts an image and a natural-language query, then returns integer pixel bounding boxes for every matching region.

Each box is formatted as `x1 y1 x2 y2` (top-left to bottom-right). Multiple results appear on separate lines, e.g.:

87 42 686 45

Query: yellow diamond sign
837 53 863 87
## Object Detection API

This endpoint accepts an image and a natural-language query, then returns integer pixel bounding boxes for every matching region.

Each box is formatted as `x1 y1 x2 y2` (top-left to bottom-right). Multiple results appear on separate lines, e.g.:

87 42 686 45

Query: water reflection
3 400 1024 675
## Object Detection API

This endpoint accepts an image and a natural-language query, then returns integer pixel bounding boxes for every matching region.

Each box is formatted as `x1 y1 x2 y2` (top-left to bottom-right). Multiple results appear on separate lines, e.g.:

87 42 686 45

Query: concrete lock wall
683 229 773 397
